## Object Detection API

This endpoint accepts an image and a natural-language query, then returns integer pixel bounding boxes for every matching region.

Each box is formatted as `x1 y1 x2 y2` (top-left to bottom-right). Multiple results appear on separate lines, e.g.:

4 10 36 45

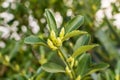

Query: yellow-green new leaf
72 44 99 58
41 62 65 73
62 30 87 41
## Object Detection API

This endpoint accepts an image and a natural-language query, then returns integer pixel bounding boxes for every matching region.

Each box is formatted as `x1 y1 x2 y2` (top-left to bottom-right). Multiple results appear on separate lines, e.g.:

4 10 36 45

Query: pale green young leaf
24 35 47 46
45 9 58 35
73 34 91 51
72 44 99 58
62 30 87 41
41 62 65 73
65 15 84 34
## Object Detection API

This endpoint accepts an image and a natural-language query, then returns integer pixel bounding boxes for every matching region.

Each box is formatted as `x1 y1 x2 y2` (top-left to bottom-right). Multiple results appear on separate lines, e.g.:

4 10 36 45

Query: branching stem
58 48 76 80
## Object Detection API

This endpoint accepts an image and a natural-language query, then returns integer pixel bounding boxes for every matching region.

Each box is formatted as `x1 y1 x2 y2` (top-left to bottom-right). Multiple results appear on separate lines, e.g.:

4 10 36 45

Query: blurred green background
0 0 120 80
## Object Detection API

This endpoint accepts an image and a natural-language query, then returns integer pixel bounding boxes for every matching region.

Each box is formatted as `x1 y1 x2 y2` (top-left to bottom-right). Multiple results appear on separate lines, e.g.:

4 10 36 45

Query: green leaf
76 53 91 76
85 62 109 76
65 15 84 34
72 44 99 58
73 34 91 51
62 30 87 41
104 69 115 80
24 35 47 46
115 60 120 76
41 62 65 73
45 9 58 35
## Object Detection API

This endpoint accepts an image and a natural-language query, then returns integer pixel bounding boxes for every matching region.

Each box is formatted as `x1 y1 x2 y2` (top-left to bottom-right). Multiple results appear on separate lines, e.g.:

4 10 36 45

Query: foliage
0 0 120 80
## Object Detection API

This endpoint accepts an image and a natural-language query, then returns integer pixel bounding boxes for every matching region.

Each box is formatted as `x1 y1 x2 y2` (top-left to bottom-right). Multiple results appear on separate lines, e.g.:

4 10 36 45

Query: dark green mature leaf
76 53 91 76
45 9 58 35
41 62 65 73
73 34 91 51
85 62 109 76
62 30 87 41
72 44 99 58
65 15 84 34
24 35 47 46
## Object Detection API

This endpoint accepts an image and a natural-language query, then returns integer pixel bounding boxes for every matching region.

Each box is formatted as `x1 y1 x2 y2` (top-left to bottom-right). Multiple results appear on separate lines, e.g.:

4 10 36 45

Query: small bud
47 39 53 46
75 60 78 67
65 66 72 79
67 57 73 62
15 64 20 71
5 55 10 62
0 53 2 58
39 53 47 64
55 37 62 47
21 70 26 76
92 5 97 11
65 66 71 73
38 34 44 39
47 39 57 50
59 27 65 40
50 30 56 41
75 75 81 80
67 57 74 68
39 58 47 65
115 74 120 80
71 58 74 68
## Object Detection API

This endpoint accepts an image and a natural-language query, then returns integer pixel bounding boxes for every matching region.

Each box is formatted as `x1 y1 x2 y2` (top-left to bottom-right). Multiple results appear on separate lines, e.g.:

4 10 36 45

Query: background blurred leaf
85 62 109 76
95 29 119 60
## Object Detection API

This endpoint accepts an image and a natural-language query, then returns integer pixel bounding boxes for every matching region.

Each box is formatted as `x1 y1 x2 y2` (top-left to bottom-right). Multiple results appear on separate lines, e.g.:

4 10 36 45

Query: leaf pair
41 53 109 75
76 53 109 78
45 9 84 35
71 34 98 58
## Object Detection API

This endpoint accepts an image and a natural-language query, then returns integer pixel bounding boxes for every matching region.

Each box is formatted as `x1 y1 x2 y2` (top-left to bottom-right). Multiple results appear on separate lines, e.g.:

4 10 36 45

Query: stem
58 48 76 79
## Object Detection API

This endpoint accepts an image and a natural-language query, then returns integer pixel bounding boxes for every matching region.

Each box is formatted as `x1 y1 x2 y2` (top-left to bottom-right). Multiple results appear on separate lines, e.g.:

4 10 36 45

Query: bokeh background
0 0 120 80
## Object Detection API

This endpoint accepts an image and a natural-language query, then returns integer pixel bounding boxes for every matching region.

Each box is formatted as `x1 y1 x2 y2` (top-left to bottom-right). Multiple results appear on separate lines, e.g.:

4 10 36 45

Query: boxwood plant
24 9 109 80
